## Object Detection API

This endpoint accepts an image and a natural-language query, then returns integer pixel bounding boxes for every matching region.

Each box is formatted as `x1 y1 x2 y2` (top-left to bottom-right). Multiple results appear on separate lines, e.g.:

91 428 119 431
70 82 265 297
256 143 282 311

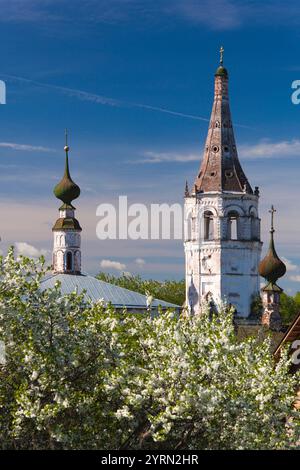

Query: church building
41 133 179 313
184 49 263 317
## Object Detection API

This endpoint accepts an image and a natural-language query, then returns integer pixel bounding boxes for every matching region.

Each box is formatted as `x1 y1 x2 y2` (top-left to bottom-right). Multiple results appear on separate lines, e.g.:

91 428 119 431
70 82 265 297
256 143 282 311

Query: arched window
66 251 73 271
227 211 239 240
250 210 257 240
204 211 214 240
185 211 193 241
75 250 81 271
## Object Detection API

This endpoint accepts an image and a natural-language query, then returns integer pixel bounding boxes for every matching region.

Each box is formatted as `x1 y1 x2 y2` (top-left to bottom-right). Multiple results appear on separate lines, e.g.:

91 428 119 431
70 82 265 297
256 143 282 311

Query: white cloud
171 1 300 31
135 257 146 266
0 142 55 152
172 0 244 30
133 138 300 164
288 275 300 283
15 242 48 258
239 139 300 160
282 257 298 272
134 151 199 164
1 0 300 32
100 259 127 271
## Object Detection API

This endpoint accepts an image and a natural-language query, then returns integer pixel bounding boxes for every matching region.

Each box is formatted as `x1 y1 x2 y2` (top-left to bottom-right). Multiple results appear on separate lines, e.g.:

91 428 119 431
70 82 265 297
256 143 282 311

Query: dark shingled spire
194 47 252 194
54 130 80 205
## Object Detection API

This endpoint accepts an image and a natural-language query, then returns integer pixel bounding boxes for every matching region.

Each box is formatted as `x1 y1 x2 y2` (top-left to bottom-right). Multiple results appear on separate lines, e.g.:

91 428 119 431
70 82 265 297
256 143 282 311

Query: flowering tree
0 248 299 450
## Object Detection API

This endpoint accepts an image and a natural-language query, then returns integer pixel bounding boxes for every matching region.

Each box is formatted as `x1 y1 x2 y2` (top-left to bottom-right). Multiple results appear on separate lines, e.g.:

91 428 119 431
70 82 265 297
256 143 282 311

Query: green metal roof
52 217 82 231
215 65 228 77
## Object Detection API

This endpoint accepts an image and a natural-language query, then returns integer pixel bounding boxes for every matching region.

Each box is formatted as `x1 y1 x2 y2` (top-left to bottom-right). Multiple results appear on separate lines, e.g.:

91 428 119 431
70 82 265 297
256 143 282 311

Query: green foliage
250 294 263 319
280 292 300 325
0 250 299 450
249 291 300 325
97 272 185 306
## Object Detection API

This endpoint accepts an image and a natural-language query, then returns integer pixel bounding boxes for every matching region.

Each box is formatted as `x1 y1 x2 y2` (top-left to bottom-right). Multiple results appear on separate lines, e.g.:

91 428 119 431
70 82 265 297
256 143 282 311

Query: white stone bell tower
184 48 262 317
52 131 82 275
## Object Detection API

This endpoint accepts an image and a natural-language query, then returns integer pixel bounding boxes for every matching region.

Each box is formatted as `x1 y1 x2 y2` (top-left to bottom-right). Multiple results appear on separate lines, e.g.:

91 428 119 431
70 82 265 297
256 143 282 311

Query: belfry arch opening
66 251 73 271
227 211 239 240
250 209 258 240
204 211 214 240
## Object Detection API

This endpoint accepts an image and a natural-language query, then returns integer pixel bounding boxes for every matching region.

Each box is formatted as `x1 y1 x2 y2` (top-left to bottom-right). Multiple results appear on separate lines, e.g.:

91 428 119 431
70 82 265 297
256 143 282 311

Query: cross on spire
220 46 224 65
269 205 276 233
64 128 70 153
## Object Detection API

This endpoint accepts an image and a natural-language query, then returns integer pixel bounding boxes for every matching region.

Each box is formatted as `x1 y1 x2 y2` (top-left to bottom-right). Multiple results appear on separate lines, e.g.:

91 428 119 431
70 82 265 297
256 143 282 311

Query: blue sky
1 0 300 292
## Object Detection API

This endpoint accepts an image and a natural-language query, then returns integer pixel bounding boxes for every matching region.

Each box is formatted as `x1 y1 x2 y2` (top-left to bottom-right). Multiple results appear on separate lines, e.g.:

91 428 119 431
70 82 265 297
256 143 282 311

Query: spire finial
220 46 224 65
269 205 276 233
64 128 70 153
185 180 189 197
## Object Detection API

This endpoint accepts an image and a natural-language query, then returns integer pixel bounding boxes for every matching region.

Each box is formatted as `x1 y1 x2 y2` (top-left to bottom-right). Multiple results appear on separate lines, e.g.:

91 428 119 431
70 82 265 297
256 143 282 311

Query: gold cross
220 46 224 65
269 205 276 232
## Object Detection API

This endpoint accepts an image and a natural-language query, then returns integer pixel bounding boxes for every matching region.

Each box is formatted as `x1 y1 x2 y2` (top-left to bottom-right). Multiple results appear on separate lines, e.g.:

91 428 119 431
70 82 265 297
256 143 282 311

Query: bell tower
184 49 262 317
52 131 82 275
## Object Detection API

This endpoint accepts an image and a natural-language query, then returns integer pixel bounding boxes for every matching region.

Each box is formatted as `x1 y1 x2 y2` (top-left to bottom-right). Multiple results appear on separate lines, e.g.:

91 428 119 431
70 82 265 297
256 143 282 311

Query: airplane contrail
0 73 210 122
0 73 252 128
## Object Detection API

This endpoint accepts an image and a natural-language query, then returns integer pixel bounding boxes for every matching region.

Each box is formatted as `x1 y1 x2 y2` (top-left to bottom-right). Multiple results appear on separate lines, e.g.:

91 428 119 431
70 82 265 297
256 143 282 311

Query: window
204 211 214 240
66 251 73 271
185 211 193 241
250 210 257 240
228 211 239 240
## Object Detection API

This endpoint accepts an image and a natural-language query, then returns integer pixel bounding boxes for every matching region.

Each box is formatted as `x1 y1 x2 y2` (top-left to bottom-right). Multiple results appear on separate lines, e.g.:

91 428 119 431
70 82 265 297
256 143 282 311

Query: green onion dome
215 65 228 78
54 145 80 205
259 228 286 284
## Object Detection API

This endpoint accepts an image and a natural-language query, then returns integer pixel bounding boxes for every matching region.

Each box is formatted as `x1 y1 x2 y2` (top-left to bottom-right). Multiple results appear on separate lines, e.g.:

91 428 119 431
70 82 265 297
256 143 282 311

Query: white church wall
184 192 262 317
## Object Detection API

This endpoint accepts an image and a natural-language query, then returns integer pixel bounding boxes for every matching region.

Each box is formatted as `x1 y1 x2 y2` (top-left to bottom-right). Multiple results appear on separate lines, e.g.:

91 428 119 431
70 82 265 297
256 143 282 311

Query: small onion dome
54 146 80 205
259 231 286 284
215 65 228 78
